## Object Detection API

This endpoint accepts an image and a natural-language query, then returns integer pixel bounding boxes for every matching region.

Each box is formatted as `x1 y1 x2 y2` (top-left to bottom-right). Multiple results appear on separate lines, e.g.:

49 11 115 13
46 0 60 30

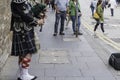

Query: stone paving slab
86 62 108 70
81 69 113 77
56 77 94 80
39 56 69 64
35 77 55 80
45 68 82 77
63 37 80 42
38 50 69 64
39 50 68 57
0 75 17 80
94 76 116 80
0 57 18 80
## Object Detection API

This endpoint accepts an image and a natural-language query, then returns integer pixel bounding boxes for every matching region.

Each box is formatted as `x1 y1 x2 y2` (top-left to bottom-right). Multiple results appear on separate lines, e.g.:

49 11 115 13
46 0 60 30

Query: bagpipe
31 3 47 32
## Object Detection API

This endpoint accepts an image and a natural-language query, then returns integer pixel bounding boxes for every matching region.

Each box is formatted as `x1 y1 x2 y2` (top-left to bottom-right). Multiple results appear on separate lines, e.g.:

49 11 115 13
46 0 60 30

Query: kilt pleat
11 30 37 56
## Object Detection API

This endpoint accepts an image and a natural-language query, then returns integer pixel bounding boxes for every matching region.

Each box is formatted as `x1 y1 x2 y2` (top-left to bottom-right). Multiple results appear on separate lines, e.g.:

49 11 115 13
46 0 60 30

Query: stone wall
0 0 45 71
0 0 12 71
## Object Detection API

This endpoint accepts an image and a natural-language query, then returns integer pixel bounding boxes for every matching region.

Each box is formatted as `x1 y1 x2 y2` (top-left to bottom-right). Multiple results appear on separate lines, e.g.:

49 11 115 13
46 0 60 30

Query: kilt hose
11 29 37 56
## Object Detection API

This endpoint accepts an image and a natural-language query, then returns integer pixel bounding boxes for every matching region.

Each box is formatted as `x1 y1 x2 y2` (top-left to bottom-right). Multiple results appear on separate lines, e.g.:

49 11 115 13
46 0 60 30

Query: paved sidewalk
0 1 120 80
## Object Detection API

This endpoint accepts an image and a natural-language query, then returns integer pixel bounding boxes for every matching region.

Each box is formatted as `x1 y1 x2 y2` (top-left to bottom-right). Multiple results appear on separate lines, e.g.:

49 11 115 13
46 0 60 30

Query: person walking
109 0 117 16
53 0 69 36
10 0 43 80
94 0 105 35
50 0 55 11
90 0 97 17
116 0 120 4
69 0 83 35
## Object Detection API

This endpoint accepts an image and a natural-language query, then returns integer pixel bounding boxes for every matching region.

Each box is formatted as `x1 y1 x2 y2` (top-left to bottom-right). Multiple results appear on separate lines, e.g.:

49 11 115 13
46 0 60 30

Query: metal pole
75 0 79 37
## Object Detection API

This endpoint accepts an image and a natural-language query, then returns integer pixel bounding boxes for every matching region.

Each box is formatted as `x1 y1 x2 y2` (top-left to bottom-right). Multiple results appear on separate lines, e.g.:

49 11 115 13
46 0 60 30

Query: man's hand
66 13 69 17
56 9 60 13
54 5 60 13
37 19 44 25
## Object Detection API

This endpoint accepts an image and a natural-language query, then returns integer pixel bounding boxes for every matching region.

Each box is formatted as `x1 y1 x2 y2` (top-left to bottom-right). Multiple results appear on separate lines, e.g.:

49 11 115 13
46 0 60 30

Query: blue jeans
54 11 66 33
91 7 95 16
70 16 81 33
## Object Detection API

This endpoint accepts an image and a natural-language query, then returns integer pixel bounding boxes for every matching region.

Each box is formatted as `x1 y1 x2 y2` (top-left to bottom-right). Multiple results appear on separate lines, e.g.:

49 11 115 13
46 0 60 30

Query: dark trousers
54 11 66 33
94 19 104 32
111 8 114 16
71 16 81 32
91 7 95 16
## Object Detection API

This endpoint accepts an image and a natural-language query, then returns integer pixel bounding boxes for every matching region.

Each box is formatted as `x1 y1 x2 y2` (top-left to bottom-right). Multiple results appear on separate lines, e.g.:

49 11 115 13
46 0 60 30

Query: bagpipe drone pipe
31 3 47 32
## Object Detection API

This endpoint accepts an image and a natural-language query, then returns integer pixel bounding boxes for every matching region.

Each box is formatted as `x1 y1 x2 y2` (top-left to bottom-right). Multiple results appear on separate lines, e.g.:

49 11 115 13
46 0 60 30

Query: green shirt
69 1 81 16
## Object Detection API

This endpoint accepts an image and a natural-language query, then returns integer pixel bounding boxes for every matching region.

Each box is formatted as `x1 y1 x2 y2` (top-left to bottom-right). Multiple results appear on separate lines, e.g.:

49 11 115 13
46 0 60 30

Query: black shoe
73 32 76 35
78 32 83 35
59 32 65 35
17 77 22 80
53 33 57 36
73 32 83 35
31 76 37 80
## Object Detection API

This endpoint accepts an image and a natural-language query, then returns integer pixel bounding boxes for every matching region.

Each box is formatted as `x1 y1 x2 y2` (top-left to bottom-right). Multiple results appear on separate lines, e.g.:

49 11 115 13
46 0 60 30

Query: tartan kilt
11 29 37 56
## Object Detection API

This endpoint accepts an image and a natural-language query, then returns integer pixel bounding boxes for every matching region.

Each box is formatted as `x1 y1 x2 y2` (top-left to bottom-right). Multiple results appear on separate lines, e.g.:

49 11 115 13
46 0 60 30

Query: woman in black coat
10 0 43 80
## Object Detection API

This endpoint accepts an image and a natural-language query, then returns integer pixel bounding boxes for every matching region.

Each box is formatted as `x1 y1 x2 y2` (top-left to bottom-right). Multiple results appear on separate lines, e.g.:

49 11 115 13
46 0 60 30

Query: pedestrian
65 0 71 28
109 0 117 16
45 0 51 8
116 0 120 4
53 0 69 36
10 0 44 80
118 0 120 4
90 0 97 17
102 0 107 11
50 0 55 11
94 0 105 35
69 0 83 35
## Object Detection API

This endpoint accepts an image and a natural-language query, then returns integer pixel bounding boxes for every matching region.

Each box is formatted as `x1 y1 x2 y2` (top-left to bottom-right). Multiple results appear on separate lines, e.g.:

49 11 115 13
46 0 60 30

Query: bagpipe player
10 0 44 80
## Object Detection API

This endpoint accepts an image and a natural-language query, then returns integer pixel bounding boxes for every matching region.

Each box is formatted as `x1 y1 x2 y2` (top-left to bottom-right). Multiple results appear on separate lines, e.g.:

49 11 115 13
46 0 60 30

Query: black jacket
10 1 38 31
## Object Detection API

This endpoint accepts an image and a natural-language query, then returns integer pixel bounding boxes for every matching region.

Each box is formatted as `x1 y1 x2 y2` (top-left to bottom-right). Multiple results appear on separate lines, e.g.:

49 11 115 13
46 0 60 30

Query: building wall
0 0 12 70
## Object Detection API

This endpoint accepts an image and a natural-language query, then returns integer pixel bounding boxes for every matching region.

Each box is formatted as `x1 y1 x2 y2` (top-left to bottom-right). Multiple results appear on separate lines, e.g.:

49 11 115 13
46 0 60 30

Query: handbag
78 12 82 17
34 32 40 52
109 53 120 70
78 9 82 17
93 12 100 19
